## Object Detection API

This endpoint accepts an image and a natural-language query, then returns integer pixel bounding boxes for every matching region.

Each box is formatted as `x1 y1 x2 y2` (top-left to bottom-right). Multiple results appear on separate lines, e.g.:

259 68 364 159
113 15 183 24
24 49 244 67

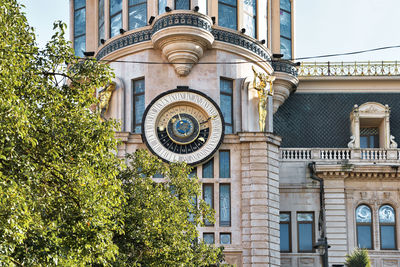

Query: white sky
22 0 400 62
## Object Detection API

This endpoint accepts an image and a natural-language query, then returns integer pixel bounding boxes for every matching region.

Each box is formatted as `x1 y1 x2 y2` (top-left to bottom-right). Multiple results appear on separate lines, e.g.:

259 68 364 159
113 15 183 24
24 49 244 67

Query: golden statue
98 82 116 121
252 66 275 132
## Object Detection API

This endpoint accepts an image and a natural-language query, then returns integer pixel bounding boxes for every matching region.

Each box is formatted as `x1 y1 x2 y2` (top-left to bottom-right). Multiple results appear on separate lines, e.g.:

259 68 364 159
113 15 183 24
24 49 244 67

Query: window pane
360 136 368 148
188 195 197 222
280 213 290 222
219 0 236 6
280 37 292 59
129 3 147 30
243 14 256 38
280 223 290 251
202 159 214 178
225 125 232 134
280 0 291 12
381 225 396 249
110 13 122 38
356 205 372 223
110 0 122 15
175 0 190 9
129 0 145 4
280 11 291 39
203 184 213 226
99 0 104 24
219 151 230 178
203 233 215 244
74 35 86 57
135 94 144 128
379 205 395 223
219 184 231 226
298 223 313 251
74 8 86 37
357 225 372 249
74 0 86 10
218 4 237 30
189 167 197 178
220 233 231 244
297 213 313 222
198 0 207 14
158 0 167 14
134 79 145 93
220 79 232 94
220 94 232 124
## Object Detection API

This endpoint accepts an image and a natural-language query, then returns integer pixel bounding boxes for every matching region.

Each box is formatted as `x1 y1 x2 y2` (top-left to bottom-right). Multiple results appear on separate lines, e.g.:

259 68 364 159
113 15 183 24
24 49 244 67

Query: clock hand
200 115 218 124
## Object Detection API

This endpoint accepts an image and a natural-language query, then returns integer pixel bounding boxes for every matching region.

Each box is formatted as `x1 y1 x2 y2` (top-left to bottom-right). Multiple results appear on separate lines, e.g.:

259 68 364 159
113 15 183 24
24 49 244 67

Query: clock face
142 89 224 165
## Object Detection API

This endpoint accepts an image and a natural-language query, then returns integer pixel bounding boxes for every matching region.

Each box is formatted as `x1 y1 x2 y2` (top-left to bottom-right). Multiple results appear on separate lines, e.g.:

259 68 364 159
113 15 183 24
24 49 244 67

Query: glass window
280 213 291 252
219 151 230 178
218 0 237 30
280 0 292 59
129 0 147 30
356 205 373 249
379 205 396 250
297 212 314 252
188 195 197 222
158 0 167 15
132 78 145 133
220 233 231 244
98 0 105 46
202 159 214 178
203 233 215 244
110 0 122 38
219 184 231 226
243 0 256 38
198 0 208 14
175 0 190 10
360 128 379 148
220 78 233 134
203 184 214 226
74 0 86 57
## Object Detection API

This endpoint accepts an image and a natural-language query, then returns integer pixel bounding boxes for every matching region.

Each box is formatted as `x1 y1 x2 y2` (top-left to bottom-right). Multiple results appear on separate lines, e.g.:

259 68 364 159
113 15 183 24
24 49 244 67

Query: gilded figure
98 82 116 121
252 66 275 132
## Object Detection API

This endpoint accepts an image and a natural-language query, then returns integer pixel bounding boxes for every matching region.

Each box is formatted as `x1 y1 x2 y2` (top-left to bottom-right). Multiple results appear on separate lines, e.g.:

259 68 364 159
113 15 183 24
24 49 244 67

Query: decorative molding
272 60 298 76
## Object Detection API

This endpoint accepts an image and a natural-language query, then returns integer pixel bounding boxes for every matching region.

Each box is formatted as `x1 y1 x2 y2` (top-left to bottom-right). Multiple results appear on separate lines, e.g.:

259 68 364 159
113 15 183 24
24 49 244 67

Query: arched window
379 205 397 250
356 205 373 249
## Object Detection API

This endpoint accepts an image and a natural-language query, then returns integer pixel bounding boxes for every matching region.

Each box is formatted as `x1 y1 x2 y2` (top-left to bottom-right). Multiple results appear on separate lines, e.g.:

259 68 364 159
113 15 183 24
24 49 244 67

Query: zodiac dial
142 89 224 165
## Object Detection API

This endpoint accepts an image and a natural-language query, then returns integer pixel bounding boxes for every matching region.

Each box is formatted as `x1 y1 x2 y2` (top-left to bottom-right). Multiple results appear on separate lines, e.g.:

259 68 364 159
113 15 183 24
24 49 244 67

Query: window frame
355 204 374 250
218 0 238 31
174 0 190 10
280 212 292 252
98 0 105 46
279 0 292 59
203 232 215 244
202 183 214 226
132 77 145 133
379 204 397 250
73 0 86 57
219 183 231 227
220 232 232 245
296 211 315 253
128 0 147 31
109 0 123 38
202 158 214 178
219 150 231 178
220 77 234 134
243 0 257 38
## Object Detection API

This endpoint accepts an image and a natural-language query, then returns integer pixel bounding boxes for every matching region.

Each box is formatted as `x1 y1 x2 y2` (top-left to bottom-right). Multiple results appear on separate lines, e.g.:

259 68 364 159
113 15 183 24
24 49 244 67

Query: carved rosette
151 13 214 76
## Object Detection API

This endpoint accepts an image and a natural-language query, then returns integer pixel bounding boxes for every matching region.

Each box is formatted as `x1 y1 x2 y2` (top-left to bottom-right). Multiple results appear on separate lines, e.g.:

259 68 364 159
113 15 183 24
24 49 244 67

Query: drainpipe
308 162 329 267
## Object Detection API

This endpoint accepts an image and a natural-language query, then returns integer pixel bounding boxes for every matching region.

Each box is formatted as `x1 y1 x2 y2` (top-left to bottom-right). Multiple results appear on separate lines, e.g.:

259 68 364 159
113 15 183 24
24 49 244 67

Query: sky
22 0 400 62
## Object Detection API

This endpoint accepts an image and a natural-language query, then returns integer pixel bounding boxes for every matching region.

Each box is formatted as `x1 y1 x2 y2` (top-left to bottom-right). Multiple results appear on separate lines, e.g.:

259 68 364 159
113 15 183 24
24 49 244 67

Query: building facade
71 0 400 266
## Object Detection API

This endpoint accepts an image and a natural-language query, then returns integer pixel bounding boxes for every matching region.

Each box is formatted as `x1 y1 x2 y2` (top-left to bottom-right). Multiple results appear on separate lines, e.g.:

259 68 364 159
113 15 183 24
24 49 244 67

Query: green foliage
345 248 371 267
114 150 224 266
0 0 123 265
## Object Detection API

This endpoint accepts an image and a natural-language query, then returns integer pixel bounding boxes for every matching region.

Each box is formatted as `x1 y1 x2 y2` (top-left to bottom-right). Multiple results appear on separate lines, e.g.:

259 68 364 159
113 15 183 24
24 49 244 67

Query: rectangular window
74 0 86 57
132 78 145 133
203 184 214 226
98 0 105 46
203 233 215 244
188 195 197 222
110 0 122 38
218 0 237 30
219 184 231 226
220 233 231 244
129 0 147 30
220 78 233 134
158 0 167 15
219 151 230 178
280 0 292 59
202 158 214 178
280 212 291 252
380 225 396 249
360 128 379 148
297 212 314 252
189 167 197 178
175 0 190 10
243 0 256 38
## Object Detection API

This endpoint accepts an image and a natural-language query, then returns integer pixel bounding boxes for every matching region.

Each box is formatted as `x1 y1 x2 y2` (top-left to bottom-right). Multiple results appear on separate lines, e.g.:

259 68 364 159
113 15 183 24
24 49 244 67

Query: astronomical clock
142 88 224 165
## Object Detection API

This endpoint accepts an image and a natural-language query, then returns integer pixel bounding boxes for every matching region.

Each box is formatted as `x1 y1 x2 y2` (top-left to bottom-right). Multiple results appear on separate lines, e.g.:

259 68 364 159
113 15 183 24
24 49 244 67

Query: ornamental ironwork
298 61 400 77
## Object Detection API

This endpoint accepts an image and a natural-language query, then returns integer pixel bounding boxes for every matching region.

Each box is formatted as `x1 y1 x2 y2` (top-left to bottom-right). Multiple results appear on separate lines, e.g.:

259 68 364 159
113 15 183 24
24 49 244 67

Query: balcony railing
281 148 400 161
298 61 400 77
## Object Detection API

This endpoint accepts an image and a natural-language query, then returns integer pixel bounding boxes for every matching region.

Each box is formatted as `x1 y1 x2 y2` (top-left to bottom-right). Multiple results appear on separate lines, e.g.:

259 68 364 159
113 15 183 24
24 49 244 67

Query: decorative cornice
315 164 400 179
95 12 271 63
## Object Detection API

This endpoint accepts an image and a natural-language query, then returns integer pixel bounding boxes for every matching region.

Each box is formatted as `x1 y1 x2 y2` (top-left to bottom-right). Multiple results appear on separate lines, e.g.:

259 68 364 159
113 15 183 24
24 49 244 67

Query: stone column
239 132 281 267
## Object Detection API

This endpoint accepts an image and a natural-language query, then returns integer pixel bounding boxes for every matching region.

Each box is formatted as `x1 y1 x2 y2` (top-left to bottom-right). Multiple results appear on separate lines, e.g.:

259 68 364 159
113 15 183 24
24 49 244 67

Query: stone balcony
280 147 400 162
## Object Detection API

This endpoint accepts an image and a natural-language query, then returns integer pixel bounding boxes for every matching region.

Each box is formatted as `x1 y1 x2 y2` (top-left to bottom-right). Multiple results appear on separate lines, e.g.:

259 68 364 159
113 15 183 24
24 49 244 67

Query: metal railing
298 61 400 77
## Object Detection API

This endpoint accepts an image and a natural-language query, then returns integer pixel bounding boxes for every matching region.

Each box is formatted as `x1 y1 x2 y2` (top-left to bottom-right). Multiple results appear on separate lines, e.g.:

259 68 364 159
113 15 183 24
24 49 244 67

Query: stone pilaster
239 132 281 267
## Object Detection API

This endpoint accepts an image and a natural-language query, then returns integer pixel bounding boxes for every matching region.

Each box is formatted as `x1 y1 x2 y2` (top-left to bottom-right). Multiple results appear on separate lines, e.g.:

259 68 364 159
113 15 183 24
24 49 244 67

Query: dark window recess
360 127 379 148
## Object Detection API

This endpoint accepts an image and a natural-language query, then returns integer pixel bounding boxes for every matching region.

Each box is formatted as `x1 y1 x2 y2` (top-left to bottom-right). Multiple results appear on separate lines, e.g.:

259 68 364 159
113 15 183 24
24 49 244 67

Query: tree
345 248 371 267
113 150 224 266
0 0 123 265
